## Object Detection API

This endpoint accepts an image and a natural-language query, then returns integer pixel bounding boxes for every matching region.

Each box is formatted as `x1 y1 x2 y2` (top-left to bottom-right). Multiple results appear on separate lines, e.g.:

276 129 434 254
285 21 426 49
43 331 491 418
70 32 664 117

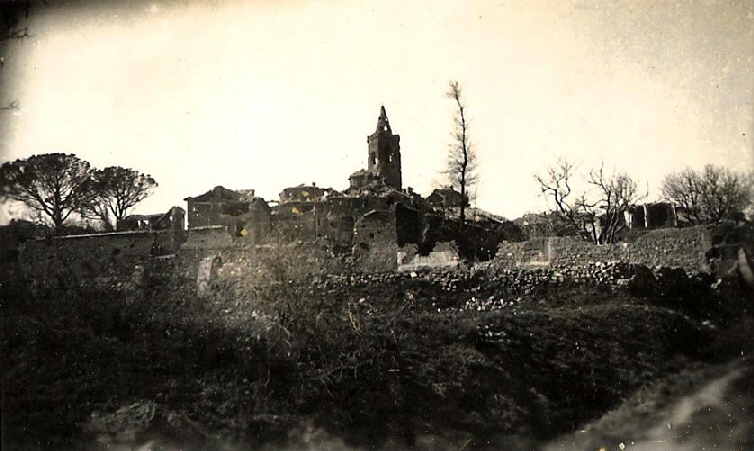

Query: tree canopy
0 153 157 234
0 153 94 234
661 165 753 224
86 166 157 231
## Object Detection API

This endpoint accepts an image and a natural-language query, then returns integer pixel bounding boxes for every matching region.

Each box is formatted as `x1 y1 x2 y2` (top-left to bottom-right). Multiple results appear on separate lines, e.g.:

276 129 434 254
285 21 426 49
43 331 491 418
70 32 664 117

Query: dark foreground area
1 262 752 451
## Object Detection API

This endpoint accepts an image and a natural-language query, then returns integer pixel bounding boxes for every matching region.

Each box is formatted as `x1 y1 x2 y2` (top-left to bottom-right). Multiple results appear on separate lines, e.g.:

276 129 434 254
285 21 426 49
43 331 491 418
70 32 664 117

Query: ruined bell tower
367 106 402 190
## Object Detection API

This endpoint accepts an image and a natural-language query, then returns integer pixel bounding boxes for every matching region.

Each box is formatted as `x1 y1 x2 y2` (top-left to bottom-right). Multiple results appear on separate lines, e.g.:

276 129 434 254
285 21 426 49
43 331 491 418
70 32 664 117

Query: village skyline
1 0 752 223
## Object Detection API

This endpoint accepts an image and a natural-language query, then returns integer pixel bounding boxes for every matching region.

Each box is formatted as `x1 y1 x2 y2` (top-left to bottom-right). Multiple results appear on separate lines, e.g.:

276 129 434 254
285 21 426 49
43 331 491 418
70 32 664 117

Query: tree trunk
52 212 65 235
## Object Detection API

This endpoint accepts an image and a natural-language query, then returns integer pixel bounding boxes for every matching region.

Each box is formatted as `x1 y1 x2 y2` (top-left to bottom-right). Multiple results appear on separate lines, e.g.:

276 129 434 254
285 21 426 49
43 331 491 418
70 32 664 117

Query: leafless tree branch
535 158 643 244
445 80 478 224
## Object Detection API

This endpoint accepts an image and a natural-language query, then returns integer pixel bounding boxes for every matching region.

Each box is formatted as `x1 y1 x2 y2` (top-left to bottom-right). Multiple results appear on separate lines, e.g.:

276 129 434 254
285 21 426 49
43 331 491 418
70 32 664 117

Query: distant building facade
183 186 256 230
118 207 186 232
626 202 678 229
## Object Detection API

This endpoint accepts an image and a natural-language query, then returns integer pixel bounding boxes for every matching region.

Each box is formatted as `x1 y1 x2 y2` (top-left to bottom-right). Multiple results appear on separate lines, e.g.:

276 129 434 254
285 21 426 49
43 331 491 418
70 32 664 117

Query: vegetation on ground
1 254 751 450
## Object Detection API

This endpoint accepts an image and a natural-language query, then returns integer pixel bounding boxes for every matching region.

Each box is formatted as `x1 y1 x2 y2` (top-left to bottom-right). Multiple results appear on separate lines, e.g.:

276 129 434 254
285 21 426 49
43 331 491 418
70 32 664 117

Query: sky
1 0 752 223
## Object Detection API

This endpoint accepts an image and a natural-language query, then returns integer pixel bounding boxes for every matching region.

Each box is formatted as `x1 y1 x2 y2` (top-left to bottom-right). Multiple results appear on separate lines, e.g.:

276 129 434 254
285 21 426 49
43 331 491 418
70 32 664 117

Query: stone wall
19 230 181 288
398 242 460 271
20 215 747 298
494 226 713 274
134 210 399 298
494 237 552 269
165 240 356 299
181 226 235 250
353 209 398 273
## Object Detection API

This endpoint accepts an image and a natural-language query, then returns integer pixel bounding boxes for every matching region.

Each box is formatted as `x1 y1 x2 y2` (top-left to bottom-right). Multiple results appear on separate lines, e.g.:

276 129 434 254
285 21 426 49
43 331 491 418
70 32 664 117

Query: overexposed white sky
1 0 752 222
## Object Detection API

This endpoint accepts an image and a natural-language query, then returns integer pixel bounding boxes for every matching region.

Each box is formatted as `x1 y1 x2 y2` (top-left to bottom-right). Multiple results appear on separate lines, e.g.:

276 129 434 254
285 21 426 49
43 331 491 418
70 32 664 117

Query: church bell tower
367 106 402 190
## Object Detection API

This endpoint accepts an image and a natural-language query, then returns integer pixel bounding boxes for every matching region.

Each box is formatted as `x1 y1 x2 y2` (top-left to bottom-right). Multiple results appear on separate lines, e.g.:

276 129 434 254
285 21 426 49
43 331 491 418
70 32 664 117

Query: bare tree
660 168 704 224
535 159 642 244
662 165 753 224
85 166 158 231
445 80 478 224
0 153 95 234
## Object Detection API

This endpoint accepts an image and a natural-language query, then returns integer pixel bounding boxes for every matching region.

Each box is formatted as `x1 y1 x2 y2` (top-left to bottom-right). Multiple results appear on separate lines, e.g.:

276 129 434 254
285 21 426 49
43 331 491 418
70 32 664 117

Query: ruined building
626 202 679 229
12 106 529 286
184 186 257 230
18 106 754 291
347 106 403 194
367 105 402 189
182 107 410 236
179 106 510 265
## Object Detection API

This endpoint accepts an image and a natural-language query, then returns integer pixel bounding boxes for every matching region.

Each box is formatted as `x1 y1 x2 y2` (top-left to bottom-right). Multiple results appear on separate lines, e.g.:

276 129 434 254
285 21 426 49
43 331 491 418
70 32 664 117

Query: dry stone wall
398 242 460 271
17 218 749 300
495 226 713 274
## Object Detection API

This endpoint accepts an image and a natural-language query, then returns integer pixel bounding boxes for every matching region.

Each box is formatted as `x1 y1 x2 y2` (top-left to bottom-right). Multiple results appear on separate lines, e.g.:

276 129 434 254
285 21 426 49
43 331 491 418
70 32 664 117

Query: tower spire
376 105 392 133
